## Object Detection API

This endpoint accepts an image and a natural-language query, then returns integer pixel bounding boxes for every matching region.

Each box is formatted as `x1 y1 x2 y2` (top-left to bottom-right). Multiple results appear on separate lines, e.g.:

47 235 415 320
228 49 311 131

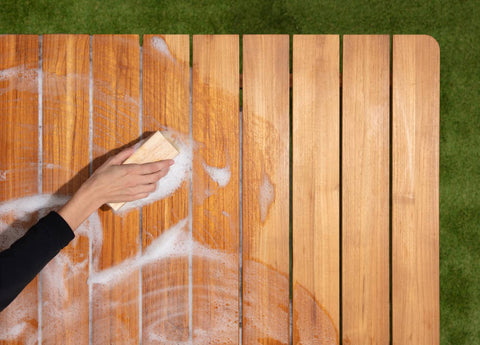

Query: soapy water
0 65 39 96
258 171 275 223
202 162 231 188
0 193 337 344
0 128 335 342
151 36 175 62
88 218 226 286
0 175 338 345
0 54 337 343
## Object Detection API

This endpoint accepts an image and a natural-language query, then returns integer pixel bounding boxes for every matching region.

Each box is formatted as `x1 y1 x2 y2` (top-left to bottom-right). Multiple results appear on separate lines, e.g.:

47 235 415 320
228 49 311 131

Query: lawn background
1 0 479 344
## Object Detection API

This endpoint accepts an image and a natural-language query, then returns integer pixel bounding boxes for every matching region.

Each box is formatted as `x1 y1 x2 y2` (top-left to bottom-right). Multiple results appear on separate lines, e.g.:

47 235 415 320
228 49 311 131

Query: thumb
109 146 136 165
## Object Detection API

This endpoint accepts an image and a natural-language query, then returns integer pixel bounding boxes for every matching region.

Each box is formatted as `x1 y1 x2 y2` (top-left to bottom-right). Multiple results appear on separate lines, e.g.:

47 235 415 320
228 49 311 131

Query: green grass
1 1 479 344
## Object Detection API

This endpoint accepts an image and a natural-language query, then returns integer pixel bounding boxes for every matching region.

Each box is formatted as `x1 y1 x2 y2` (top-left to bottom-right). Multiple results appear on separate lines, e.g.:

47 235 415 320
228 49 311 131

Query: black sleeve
0 211 75 311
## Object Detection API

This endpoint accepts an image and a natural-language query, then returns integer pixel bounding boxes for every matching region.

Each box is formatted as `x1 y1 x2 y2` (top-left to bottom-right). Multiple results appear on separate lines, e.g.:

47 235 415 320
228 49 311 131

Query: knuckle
154 162 164 172
150 161 163 172
139 163 153 174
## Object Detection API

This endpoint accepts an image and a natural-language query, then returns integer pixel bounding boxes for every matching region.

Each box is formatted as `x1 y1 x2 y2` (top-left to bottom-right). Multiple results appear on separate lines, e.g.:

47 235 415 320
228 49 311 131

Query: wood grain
0 34 441 344
41 34 90 345
242 35 290 345
292 34 340 344
92 35 140 345
192 35 240 343
0 35 39 345
142 34 190 344
392 35 440 345
342 35 390 345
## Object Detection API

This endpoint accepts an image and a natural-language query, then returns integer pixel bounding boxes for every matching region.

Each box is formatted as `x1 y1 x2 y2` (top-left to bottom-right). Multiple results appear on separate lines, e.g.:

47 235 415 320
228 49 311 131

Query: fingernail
168 160 175 165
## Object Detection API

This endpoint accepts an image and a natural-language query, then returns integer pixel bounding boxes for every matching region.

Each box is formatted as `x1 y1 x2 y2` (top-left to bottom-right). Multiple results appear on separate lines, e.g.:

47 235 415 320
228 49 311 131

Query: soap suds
0 292 37 345
0 192 333 344
44 163 60 169
151 36 175 62
258 172 275 222
0 194 69 219
0 194 88 345
202 162 231 187
41 250 89 344
0 66 92 98
0 164 75 180
2 323 27 339
0 194 70 251
0 65 39 96
89 218 225 286
0 53 334 343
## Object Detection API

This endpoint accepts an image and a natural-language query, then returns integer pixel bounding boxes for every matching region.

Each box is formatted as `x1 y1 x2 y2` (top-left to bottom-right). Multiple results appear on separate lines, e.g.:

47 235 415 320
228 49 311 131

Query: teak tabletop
0 34 439 345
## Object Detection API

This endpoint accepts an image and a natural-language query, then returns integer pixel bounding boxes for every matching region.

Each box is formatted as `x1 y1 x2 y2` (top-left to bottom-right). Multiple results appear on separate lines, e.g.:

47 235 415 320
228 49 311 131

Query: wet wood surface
0 34 439 345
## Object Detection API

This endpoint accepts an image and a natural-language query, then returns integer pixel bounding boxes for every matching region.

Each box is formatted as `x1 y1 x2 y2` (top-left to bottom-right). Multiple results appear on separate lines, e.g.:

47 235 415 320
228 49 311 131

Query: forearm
0 211 74 311
57 181 103 231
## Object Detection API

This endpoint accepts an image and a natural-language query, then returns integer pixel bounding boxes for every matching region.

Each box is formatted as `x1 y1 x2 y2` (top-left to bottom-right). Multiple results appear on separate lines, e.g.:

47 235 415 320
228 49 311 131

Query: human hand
85 146 174 205
58 145 174 230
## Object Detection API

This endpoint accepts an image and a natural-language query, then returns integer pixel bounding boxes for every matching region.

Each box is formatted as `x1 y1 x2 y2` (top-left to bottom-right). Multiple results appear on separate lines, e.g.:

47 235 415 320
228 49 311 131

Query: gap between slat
388 34 393 345
37 34 43 345
188 35 194 344
238 34 244 345
339 34 344 345
88 34 94 345
288 33 293 345
139 43 144 345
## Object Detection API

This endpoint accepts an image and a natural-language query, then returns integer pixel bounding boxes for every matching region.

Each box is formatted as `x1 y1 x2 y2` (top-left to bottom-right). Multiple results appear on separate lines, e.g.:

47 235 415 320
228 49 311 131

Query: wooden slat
142 34 190 343
243 34 290 344
292 35 340 344
192 35 240 343
92 35 140 345
392 35 440 345
41 34 90 345
342 35 390 345
0 35 39 345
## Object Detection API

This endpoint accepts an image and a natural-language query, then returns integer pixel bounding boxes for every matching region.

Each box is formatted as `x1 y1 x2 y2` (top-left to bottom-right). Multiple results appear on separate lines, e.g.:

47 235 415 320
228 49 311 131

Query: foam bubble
2 322 27 339
44 163 57 169
258 172 275 222
151 36 174 62
0 194 69 218
202 162 231 187
0 194 70 251
89 218 225 285
0 66 39 96
0 192 335 343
